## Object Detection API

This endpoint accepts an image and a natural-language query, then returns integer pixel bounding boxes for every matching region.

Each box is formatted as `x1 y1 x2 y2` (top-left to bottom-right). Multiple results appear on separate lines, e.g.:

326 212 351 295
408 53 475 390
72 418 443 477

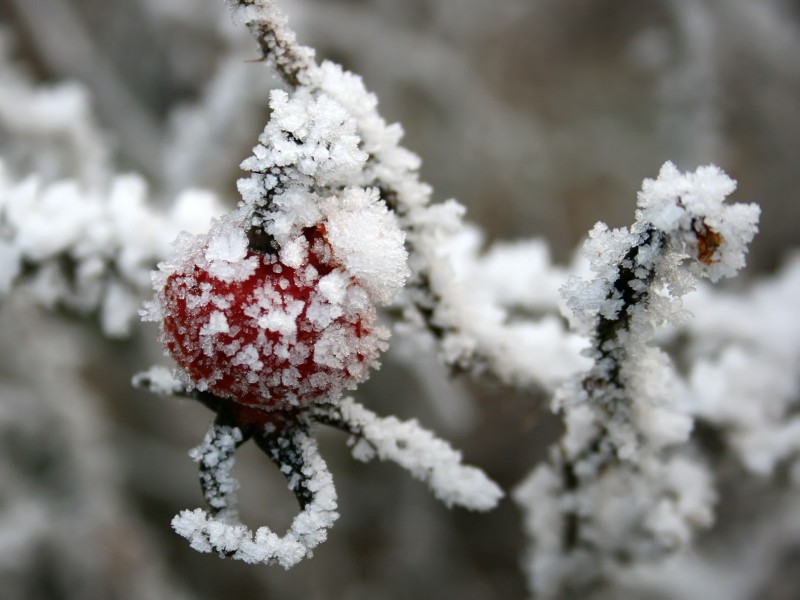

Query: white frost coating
225 0 318 88
515 452 716 597
234 76 409 308
312 58 588 390
148 206 390 409
172 427 338 568
203 221 260 282
230 2 586 391
334 397 503 511
0 158 224 336
321 188 409 304
205 226 248 273
317 271 348 305
278 235 309 269
202 311 231 337
239 88 367 193
418 221 589 386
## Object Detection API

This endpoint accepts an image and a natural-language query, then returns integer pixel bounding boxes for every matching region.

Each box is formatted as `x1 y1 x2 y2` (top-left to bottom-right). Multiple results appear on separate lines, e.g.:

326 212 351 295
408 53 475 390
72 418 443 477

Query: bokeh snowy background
1 0 799 598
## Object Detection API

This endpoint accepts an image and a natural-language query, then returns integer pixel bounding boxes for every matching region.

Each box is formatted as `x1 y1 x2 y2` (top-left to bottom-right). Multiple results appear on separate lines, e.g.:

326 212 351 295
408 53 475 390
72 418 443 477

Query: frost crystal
148 211 392 411
684 256 800 476
320 188 409 304
136 1 500 568
637 162 760 282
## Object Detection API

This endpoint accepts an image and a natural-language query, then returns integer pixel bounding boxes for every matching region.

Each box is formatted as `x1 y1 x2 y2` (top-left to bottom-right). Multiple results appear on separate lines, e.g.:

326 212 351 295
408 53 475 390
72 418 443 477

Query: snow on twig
226 0 317 88
684 255 800 475
133 368 504 515
192 423 248 521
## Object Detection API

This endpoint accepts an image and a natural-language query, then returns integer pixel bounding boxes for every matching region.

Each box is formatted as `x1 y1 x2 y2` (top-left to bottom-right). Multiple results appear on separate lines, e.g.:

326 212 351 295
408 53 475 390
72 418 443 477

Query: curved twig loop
171 420 339 568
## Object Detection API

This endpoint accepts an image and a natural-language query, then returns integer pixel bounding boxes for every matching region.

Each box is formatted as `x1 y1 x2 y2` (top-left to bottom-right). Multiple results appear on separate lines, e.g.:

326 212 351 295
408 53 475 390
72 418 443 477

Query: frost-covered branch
684 255 800 475
4 0 798 596
227 0 317 88
172 421 338 568
514 162 759 597
0 161 222 336
192 423 249 521
228 0 585 391
309 398 503 511
135 367 502 562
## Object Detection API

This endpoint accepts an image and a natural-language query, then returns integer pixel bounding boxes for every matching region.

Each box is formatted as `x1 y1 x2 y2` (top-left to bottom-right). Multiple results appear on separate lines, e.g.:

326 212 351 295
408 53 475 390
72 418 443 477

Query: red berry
158 225 387 412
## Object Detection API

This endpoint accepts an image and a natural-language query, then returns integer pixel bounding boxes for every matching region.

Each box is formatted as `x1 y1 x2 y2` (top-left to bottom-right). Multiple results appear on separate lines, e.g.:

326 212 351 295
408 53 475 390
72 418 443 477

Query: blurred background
1 0 799 598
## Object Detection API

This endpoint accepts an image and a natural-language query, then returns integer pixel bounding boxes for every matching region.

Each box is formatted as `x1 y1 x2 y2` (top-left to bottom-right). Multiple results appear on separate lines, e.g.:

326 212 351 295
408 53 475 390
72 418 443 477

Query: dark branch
253 422 315 510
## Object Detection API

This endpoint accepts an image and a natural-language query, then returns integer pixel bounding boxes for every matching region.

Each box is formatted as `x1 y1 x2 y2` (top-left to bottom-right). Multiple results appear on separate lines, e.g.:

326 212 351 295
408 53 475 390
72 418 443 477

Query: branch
0 163 223 336
192 422 250 522
134 367 503 513
171 421 338 568
226 0 318 88
310 398 503 512
226 0 585 391
514 162 759 597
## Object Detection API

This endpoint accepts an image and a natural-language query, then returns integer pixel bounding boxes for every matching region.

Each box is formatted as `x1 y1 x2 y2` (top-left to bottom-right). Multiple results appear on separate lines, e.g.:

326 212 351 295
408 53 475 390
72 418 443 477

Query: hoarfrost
514 162 759 597
0 158 223 336
313 398 503 512
321 188 409 304
172 423 338 568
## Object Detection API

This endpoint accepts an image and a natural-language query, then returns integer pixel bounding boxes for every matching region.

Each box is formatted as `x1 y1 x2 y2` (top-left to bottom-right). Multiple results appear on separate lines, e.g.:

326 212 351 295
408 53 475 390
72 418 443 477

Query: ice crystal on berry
148 214 391 412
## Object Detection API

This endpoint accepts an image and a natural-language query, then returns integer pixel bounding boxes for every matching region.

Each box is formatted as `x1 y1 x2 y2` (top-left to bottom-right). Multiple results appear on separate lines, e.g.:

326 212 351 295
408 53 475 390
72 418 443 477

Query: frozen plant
0 159 223 336
3 0 799 597
682 255 800 477
514 162 759 597
134 0 502 567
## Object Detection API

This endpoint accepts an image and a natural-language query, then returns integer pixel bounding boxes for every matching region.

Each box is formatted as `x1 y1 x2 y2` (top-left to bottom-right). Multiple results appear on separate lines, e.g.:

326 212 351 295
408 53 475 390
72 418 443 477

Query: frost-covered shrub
1 1 799 598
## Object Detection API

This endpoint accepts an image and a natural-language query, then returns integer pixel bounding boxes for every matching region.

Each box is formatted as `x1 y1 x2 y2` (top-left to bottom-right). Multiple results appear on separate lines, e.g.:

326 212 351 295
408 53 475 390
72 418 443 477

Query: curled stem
172 419 338 568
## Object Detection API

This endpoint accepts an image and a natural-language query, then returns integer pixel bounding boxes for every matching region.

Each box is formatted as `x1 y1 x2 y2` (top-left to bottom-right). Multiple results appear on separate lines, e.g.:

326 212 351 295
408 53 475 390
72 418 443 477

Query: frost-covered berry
150 217 390 412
